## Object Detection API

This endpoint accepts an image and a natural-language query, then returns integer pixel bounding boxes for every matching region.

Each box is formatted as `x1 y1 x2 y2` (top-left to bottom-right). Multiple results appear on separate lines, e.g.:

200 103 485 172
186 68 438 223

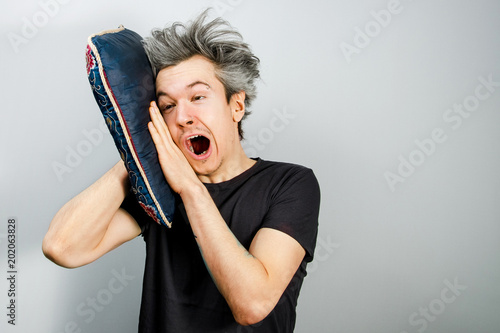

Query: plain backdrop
1 0 500 332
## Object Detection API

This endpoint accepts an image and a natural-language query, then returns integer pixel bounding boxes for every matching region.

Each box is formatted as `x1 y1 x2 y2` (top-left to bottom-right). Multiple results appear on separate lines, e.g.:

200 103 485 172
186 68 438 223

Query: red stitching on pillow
85 45 96 75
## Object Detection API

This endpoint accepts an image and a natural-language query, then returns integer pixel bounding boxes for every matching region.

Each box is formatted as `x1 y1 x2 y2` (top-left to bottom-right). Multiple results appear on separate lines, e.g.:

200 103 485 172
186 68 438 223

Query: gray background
1 0 500 332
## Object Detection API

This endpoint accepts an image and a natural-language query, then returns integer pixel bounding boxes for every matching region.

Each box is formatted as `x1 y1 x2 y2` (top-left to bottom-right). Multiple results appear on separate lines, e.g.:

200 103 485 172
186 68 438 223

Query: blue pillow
86 26 175 228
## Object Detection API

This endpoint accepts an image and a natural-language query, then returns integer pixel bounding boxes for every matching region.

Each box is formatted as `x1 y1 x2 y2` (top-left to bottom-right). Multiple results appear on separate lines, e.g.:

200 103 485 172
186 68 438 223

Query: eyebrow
157 81 211 99
187 80 211 89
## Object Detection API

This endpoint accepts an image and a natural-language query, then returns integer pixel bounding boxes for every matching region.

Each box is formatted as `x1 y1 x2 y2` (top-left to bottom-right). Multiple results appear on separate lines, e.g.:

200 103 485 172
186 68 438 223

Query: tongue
191 136 210 155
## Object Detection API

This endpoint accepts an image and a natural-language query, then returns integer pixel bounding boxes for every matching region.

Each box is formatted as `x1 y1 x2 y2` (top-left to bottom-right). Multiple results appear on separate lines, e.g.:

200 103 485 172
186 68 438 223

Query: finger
148 103 184 161
147 120 162 148
149 101 173 143
148 102 166 143
148 105 166 148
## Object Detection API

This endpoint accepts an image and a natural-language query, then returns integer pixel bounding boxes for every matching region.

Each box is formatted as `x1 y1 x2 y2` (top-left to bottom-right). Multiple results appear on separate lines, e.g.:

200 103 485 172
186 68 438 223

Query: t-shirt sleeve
262 166 320 262
120 190 150 236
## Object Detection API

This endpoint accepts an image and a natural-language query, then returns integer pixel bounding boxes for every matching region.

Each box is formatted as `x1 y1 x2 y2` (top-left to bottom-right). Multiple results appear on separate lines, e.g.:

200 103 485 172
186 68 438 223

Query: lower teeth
189 146 207 155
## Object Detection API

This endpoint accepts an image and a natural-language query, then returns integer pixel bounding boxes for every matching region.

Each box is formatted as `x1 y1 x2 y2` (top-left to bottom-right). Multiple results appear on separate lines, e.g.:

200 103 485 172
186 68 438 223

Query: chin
191 157 224 181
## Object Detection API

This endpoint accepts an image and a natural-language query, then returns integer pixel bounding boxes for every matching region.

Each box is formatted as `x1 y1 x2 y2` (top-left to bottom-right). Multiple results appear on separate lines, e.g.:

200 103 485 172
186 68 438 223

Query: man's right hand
147 101 202 196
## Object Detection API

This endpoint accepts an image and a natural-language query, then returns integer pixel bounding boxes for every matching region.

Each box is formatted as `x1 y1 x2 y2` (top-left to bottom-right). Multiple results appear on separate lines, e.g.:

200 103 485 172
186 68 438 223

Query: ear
230 91 246 123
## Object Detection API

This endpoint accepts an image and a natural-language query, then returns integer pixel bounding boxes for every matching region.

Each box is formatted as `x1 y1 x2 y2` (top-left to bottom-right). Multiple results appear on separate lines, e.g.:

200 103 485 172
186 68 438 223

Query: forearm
181 184 278 325
43 161 130 266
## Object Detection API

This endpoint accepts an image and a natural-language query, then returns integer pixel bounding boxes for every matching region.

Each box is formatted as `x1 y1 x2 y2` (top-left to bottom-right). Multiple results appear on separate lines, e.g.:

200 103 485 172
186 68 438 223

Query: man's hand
147 101 201 195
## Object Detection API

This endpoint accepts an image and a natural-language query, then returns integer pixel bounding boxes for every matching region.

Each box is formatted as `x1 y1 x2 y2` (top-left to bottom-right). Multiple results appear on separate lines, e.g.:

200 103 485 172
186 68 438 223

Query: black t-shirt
122 158 320 332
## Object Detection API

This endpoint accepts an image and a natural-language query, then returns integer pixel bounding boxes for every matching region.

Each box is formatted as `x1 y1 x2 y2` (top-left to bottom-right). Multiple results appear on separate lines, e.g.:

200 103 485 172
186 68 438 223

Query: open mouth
186 134 211 157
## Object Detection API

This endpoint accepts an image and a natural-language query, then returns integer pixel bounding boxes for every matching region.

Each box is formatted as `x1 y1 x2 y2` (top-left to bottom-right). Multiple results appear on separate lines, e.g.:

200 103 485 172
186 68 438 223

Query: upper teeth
188 135 200 140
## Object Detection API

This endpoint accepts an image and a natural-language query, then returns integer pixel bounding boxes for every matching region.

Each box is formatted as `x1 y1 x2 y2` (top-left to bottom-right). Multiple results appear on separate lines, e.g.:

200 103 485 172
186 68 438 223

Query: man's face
155 55 245 182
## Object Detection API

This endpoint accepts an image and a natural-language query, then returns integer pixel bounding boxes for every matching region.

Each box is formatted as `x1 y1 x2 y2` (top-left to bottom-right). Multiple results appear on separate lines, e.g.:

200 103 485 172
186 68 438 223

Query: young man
43 11 320 332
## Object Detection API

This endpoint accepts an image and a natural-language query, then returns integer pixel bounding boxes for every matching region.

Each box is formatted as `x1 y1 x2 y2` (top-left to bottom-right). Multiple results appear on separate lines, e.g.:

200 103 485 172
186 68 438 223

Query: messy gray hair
142 9 260 140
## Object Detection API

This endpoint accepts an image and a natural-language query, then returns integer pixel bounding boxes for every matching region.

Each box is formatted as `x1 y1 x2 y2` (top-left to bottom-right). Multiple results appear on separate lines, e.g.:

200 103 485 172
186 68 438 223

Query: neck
198 145 256 184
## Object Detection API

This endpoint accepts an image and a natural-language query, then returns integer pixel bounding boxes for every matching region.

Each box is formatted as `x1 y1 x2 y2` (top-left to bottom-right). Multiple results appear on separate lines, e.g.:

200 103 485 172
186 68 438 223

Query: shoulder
253 158 315 177
254 159 320 192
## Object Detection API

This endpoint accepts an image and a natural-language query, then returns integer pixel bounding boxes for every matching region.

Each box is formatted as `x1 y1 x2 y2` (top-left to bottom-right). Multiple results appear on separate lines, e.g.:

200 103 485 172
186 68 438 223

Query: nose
175 101 194 127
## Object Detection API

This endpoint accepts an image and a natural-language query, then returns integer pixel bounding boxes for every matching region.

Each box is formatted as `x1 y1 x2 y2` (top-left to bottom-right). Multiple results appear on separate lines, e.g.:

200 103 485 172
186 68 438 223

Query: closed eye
160 104 175 113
